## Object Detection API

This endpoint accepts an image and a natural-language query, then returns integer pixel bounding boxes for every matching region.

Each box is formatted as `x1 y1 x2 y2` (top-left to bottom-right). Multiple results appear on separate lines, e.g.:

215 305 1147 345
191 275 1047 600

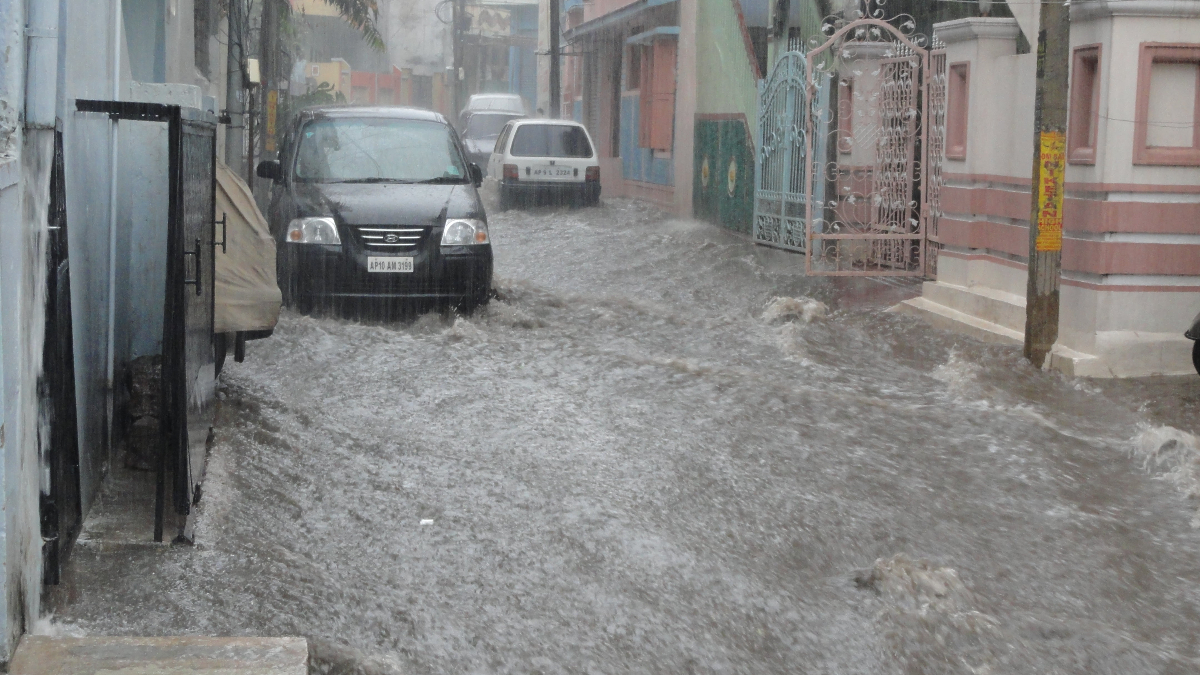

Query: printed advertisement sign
1035 131 1065 252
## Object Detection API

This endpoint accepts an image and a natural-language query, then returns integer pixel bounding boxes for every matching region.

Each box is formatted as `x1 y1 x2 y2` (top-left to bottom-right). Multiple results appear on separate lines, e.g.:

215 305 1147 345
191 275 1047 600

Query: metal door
753 51 808 251
802 15 942 276
160 110 219 541
158 110 219 540
40 128 82 585
74 100 221 544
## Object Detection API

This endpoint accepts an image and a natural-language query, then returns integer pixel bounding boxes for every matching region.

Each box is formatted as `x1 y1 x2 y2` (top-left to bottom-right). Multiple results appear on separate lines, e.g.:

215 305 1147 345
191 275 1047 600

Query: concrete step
11 636 308 675
892 295 1023 345
919 281 1026 334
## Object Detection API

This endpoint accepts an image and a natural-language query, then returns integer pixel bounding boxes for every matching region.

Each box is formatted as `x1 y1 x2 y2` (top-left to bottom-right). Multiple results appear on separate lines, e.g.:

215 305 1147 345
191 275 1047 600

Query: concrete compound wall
914 7 1200 378
0 173 19 661
0 0 20 657
61 0 123 518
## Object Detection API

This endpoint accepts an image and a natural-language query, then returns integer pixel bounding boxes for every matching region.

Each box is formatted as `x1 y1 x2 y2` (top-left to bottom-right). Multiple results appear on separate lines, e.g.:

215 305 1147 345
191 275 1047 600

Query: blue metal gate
753 52 808 251
753 51 830 252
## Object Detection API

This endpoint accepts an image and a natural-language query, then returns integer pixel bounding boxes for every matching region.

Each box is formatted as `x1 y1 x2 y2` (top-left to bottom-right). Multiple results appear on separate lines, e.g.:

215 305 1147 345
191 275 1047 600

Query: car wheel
459 275 492 314
1193 340 1200 376
499 187 514 211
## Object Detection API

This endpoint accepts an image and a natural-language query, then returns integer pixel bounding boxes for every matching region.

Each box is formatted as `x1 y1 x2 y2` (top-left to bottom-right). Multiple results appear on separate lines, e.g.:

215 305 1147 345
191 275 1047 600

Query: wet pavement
50 199 1200 674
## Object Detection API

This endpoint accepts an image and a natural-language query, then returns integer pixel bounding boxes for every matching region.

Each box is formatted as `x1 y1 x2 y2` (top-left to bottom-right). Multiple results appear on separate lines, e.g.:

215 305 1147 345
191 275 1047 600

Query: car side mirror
256 160 281 182
468 163 483 187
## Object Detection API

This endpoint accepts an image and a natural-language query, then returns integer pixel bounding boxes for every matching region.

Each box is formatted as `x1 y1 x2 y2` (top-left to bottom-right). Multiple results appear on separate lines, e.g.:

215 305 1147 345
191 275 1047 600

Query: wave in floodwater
1132 425 1200 528
761 296 828 324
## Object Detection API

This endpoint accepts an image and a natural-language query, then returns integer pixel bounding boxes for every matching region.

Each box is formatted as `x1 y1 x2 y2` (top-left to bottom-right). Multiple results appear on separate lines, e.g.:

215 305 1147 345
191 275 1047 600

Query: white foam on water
858 554 1003 673
481 300 544 330
858 553 977 615
192 403 235 547
772 321 813 363
32 615 86 637
442 317 488 344
931 349 981 394
1132 425 1200 527
761 296 828 324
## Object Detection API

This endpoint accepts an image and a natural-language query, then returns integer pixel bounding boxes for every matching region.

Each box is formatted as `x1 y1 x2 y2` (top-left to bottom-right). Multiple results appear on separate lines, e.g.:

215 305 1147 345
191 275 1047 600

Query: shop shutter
648 38 677 151
639 45 653 147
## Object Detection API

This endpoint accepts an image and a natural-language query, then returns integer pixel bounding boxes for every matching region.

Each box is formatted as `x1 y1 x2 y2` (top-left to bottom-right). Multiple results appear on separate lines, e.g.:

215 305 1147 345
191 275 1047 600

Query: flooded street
51 200 1200 674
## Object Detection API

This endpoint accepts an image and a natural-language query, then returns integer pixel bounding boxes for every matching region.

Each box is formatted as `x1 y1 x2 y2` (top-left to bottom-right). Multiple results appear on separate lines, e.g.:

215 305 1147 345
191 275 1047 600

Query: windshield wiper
329 177 412 184
415 176 468 184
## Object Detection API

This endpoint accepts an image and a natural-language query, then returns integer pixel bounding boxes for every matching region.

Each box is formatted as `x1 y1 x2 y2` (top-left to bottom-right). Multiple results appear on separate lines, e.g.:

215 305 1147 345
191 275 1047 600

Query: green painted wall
692 0 760 233
694 0 760 132
693 118 755 234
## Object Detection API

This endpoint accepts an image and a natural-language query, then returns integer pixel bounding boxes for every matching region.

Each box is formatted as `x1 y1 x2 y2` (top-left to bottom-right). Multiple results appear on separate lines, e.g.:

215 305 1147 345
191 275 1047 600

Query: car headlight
286 217 342 245
440 218 489 246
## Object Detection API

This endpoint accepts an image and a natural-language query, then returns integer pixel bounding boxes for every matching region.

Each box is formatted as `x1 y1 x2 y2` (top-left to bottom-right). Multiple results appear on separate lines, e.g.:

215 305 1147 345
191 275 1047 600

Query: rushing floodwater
50 199 1200 674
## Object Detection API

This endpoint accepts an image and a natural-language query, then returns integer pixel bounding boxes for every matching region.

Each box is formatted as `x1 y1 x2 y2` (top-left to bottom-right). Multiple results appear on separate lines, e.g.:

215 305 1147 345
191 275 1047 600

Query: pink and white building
902 0 1200 377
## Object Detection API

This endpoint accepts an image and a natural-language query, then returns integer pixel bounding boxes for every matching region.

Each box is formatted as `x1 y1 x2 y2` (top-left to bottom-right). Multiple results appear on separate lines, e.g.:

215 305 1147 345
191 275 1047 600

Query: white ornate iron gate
753 8 946 276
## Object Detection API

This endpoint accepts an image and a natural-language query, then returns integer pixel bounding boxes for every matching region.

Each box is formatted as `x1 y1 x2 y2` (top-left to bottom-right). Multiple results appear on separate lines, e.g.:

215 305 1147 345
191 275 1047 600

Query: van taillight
585 166 600 182
503 164 519 181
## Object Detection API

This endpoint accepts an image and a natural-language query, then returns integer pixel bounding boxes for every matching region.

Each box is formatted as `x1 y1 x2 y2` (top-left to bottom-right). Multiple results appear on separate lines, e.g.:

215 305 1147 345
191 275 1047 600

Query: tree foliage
276 0 385 52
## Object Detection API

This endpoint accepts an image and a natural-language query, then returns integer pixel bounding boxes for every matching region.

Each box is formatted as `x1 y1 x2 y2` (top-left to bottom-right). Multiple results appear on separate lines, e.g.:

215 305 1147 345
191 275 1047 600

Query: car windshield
510 125 593 158
464 114 522 140
293 117 468 184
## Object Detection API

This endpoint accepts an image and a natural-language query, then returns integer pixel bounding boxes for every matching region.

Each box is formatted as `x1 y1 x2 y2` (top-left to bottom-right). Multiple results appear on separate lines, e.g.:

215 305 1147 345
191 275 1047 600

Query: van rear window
510 125 593 158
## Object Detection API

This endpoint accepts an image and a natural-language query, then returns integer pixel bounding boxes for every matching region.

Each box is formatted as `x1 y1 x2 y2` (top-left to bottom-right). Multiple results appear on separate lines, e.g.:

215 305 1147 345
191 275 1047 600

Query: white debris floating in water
855 553 973 613
1132 424 1200 527
761 296 828 324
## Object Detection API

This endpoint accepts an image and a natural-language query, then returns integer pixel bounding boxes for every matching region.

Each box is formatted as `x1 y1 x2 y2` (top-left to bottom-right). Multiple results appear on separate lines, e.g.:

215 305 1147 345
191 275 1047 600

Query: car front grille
352 226 430 252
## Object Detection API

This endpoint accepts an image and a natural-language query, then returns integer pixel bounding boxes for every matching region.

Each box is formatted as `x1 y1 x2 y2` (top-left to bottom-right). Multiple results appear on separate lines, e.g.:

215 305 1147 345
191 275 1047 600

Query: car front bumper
281 242 493 302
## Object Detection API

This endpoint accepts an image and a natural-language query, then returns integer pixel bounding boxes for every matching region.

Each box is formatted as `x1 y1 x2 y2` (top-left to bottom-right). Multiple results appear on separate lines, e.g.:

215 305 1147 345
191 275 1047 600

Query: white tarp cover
214 161 282 333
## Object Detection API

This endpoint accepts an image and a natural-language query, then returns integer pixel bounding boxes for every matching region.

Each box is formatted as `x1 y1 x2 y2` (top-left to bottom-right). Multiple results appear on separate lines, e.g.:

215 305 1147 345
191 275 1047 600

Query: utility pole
548 0 560 118
454 0 466 117
261 0 279 156
1022 1 1070 367
225 0 246 176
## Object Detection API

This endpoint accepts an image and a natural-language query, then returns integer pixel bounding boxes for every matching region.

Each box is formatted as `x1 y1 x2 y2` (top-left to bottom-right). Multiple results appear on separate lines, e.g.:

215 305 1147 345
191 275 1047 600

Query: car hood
291 181 484 226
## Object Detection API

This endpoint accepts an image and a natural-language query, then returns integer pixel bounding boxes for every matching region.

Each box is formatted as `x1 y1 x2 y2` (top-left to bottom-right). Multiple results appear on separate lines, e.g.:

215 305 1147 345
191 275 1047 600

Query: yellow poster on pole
1035 131 1065 252
266 90 278 153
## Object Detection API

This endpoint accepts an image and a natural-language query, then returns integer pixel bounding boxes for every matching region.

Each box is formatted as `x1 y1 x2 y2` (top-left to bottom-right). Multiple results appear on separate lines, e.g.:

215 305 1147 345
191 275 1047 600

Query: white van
486 119 601 209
